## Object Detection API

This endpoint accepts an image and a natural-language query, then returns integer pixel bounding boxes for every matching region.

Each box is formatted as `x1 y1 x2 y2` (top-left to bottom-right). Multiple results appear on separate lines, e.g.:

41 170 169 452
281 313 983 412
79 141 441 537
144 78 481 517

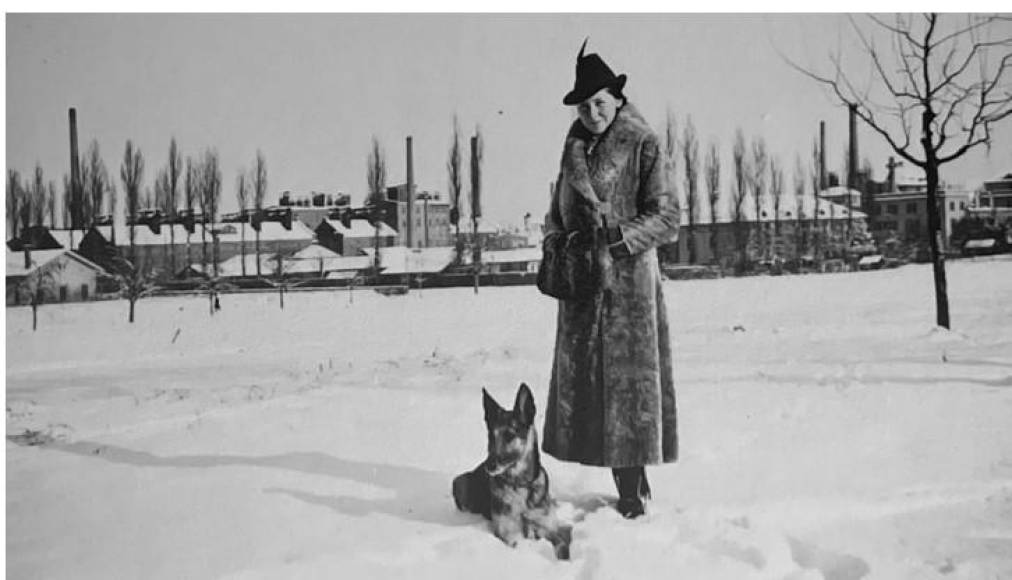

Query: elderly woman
541 41 680 519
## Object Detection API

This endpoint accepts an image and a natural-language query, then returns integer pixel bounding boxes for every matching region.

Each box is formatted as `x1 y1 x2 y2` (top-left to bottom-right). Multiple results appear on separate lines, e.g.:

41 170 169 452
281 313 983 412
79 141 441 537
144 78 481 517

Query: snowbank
7 257 1012 579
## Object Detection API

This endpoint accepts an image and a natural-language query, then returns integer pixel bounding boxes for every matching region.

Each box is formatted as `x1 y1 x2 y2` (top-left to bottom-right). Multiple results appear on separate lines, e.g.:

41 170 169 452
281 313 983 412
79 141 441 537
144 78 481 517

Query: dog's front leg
490 514 523 548
525 510 572 560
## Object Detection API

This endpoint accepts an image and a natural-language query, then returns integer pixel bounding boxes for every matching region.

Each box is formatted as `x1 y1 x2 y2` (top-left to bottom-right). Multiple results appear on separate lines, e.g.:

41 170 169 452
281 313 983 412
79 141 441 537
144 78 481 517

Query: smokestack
848 104 858 189
819 121 826 192
406 136 414 248
69 108 82 230
470 135 481 219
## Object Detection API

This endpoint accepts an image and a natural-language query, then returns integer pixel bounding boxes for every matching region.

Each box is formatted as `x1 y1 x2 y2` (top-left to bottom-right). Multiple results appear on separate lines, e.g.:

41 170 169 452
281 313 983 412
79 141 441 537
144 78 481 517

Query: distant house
6 225 67 252
6 248 107 306
664 195 869 266
315 219 398 257
216 252 280 278
969 172 1012 224
359 246 456 275
463 247 542 274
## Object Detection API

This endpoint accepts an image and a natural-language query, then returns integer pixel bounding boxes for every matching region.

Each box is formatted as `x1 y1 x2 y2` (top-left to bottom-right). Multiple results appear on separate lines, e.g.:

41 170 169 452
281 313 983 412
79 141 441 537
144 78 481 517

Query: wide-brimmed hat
562 39 627 106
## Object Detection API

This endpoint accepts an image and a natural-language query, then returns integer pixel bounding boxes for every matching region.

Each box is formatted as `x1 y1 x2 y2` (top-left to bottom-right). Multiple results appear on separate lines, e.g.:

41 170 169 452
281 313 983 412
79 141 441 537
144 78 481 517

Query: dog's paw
550 525 573 560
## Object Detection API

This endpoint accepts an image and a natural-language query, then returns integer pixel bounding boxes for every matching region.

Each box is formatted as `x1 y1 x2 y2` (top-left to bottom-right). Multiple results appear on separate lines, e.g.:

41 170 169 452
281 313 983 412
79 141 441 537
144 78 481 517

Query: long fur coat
541 102 680 468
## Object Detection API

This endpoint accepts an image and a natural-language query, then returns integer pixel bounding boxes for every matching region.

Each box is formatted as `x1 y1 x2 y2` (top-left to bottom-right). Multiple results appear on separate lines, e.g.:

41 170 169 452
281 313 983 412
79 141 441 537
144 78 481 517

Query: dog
452 382 572 560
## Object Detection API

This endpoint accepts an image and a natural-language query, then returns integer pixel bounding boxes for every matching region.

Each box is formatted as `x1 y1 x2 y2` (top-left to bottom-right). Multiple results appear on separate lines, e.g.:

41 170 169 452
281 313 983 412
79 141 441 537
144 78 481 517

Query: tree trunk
255 230 261 277
170 226 176 276
924 162 950 329
240 222 246 277
687 222 696 265
129 298 135 323
279 285 284 310
32 303 38 331
201 227 208 274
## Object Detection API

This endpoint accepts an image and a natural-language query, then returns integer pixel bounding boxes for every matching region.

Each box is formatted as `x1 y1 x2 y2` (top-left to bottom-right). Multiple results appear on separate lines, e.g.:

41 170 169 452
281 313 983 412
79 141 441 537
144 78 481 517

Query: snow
6 256 1012 579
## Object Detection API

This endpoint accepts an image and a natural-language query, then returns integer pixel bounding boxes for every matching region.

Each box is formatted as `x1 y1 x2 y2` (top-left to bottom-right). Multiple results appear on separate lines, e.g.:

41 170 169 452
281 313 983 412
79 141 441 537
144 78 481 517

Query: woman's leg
611 466 647 518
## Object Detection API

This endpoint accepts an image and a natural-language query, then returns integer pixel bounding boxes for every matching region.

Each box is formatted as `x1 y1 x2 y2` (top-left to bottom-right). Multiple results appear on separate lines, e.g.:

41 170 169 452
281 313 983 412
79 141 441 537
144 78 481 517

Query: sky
6 13 1012 227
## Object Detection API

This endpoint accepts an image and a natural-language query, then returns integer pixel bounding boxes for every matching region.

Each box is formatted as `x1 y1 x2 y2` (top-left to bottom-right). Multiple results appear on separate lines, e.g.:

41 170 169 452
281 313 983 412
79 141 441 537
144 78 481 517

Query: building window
887 204 898 215
948 201 955 211
59 285 68 302
81 284 89 300
906 202 917 214
905 219 921 235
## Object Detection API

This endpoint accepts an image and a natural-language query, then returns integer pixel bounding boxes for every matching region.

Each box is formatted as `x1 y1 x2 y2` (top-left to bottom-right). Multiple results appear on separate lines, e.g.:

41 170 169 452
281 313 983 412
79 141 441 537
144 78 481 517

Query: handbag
536 228 601 301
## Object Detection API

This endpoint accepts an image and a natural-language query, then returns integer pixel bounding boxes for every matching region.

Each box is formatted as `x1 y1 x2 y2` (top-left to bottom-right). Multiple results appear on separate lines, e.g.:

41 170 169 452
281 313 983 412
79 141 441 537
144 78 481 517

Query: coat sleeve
613 134 680 256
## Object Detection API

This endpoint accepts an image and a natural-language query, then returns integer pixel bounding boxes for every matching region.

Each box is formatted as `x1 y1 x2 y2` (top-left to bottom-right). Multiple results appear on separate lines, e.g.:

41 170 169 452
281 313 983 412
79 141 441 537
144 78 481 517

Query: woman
541 40 680 519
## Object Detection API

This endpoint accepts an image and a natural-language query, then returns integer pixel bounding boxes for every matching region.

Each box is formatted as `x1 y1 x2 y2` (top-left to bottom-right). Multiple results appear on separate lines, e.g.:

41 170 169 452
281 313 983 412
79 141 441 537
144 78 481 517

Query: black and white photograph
5 9 1012 579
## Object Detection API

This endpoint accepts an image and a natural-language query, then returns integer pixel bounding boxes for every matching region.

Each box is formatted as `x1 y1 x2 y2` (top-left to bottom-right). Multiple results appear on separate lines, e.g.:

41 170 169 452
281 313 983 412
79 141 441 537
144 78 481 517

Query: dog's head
482 383 537 477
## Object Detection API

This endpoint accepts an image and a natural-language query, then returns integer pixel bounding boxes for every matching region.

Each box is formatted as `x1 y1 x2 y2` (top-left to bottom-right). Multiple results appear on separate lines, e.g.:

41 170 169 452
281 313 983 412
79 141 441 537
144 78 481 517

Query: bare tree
810 137 822 262
793 154 807 261
30 164 48 227
194 157 209 274
731 128 750 272
235 169 248 277
7 169 22 239
120 140 144 264
83 140 110 229
18 174 32 236
47 181 57 228
469 127 484 293
748 137 769 262
788 13 1012 328
17 260 63 331
366 137 387 278
664 108 679 190
252 150 267 277
770 156 785 260
166 138 182 275
184 157 197 273
200 149 222 277
155 169 172 272
108 181 118 246
447 115 464 263
116 261 156 323
704 141 721 265
681 116 700 264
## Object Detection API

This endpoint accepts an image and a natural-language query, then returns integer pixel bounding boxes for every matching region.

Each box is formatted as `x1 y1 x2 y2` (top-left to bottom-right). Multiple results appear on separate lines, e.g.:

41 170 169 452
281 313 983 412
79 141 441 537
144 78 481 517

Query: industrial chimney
69 108 82 230
406 136 414 249
819 121 826 192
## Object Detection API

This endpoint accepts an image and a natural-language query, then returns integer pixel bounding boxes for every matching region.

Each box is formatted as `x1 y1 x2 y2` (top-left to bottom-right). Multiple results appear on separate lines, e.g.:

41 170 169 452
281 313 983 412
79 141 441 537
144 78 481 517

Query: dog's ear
514 382 536 426
483 388 501 424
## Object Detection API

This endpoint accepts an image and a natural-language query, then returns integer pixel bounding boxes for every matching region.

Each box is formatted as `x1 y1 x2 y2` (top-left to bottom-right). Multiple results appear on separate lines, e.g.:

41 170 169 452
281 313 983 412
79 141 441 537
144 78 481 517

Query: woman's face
576 88 621 135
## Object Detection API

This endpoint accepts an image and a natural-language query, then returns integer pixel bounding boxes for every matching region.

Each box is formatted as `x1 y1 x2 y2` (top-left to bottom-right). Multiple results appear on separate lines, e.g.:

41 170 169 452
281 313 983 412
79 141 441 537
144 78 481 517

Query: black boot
612 467 646 519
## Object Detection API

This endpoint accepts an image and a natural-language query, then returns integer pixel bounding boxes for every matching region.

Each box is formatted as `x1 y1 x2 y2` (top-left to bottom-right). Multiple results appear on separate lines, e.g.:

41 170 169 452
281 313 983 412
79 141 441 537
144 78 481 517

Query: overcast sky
6 13 1012 226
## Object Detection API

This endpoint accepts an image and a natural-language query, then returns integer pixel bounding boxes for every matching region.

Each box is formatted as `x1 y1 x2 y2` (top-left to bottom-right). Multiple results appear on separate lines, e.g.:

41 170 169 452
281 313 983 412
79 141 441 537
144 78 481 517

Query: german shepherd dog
452 383 572 560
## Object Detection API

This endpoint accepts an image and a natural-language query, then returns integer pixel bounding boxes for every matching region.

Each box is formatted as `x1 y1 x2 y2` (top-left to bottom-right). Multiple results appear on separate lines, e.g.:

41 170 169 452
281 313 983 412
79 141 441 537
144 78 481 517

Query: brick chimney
69 108 82 230
819 121 826 192
406 136 414 248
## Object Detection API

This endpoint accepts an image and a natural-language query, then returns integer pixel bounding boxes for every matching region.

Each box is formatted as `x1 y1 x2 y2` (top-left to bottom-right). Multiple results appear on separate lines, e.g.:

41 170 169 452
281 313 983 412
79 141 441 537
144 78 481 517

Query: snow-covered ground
6 257 1012 580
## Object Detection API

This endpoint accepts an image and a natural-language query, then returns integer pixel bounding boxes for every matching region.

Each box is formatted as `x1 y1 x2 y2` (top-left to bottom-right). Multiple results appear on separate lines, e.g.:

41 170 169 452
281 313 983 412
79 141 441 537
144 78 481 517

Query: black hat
562 38 627 106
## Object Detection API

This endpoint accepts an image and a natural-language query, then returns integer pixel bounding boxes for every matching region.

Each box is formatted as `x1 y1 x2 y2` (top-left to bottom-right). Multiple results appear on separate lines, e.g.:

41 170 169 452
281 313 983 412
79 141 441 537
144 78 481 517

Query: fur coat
541 102 680 468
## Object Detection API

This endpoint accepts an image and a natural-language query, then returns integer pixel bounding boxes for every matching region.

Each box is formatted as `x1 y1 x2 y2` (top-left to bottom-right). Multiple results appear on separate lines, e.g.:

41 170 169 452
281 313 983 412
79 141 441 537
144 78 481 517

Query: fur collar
561 102 651 221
